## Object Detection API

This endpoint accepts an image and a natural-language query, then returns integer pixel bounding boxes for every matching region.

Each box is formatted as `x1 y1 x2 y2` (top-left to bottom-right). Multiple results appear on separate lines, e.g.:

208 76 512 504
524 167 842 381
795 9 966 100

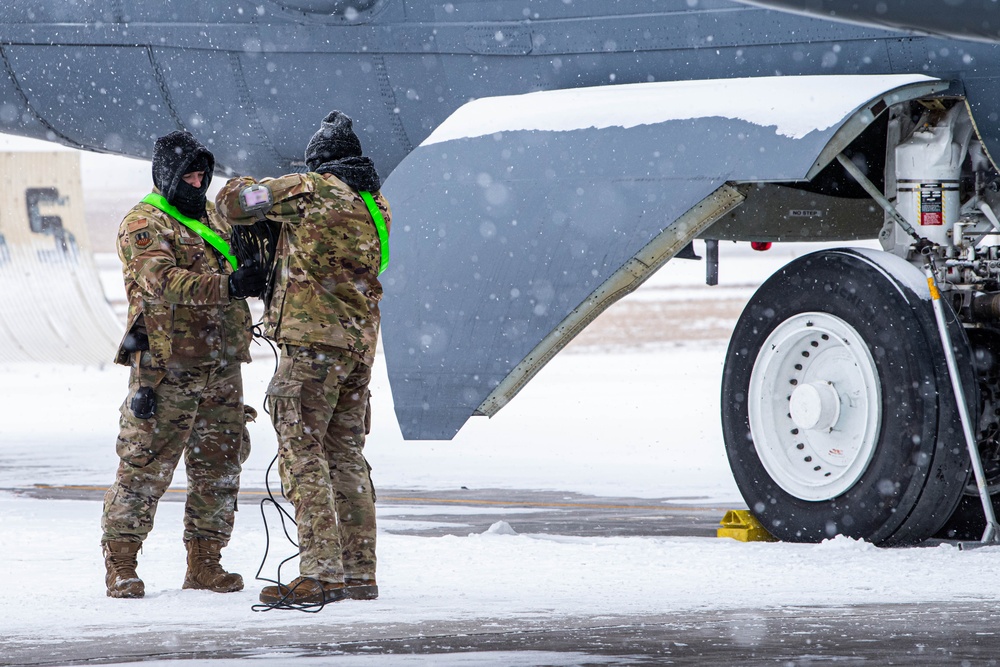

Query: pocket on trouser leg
365 458 376 503
266 378 305 501
240 404 257 465
364 393 372 435
265 378 303 433
116 400 163 467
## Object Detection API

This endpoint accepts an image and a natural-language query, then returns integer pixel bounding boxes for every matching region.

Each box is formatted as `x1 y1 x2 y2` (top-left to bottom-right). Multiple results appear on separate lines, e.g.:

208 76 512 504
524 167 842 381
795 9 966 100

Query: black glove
228 262 268 299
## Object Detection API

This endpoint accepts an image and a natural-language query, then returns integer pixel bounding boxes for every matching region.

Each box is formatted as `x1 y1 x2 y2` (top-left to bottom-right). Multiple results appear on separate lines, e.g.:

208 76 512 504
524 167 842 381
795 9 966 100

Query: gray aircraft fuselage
3 1 1000 178
740 0 1000 44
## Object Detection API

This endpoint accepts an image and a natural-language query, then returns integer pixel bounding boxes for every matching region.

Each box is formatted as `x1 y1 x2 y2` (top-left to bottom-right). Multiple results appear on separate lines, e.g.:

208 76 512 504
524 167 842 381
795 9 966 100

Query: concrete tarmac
17 484 729 539
6 486 1000 666
5 603 1000 666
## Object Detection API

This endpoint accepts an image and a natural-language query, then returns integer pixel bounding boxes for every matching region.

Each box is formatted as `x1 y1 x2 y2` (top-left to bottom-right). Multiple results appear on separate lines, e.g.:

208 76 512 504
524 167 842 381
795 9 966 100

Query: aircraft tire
934 327 1000 541
933 492 1000 540
721 248 973 546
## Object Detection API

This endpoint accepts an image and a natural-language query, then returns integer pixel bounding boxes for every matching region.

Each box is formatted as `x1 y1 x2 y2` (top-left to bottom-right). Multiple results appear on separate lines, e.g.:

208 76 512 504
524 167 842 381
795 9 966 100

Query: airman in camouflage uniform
217 111 389 605
101 131 267 599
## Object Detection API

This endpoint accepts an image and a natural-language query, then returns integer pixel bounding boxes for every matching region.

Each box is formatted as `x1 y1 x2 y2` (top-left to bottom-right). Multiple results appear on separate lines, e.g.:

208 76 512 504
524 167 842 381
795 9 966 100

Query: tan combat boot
182 539 244 593
259 577 347 605
345 577 379 600
103 540 145 599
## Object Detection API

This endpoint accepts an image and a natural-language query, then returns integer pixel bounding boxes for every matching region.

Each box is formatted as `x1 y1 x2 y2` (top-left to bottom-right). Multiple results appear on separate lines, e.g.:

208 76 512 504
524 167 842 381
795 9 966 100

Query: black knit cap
151 131 215 205
304 111 363 172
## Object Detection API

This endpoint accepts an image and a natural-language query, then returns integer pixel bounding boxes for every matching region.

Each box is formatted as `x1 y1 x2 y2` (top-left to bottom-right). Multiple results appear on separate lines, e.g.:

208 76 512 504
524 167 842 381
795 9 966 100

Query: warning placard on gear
918 183 943 226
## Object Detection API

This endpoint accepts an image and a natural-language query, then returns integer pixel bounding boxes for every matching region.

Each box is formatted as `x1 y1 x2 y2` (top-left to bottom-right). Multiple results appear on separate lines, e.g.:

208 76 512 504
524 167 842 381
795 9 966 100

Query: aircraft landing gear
721 248 974 546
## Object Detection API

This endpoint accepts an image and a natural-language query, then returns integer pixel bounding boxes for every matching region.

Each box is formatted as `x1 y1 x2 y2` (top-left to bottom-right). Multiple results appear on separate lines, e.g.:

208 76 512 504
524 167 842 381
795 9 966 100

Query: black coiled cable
247 352 335 614
232 221 279 306
250 454 334 613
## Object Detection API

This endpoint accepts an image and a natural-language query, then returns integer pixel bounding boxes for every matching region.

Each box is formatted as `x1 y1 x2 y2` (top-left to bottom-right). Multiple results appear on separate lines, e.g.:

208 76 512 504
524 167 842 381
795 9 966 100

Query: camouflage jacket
217 172 389 366
114 191 252 369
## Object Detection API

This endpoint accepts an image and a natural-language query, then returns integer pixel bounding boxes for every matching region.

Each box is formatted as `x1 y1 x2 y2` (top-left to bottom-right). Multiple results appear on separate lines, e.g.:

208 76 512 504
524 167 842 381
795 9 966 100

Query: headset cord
250 455 332 613
249 323 278 369
248 326 333 613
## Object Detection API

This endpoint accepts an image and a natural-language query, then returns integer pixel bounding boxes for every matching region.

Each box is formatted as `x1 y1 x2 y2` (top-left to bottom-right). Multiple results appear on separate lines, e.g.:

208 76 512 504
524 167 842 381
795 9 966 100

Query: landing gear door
382 74 951 440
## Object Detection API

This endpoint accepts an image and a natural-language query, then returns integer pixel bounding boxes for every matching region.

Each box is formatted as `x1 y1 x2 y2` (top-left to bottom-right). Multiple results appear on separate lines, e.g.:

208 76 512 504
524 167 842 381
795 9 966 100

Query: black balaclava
304 110 381 192
151 131 215 219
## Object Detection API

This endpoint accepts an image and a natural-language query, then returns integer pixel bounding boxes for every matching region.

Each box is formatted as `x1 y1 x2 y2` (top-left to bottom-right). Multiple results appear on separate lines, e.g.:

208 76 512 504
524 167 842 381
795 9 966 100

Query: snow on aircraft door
381 74 949 440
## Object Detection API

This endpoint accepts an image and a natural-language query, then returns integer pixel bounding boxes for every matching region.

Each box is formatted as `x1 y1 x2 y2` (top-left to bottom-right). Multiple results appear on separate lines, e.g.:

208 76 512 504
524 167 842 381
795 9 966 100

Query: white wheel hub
789 381 841 431
747 312 881 501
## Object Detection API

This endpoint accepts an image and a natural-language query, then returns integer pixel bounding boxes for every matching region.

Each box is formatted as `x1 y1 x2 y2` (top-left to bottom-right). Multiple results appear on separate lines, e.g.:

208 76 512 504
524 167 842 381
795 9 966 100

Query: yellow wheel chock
717 510 777 542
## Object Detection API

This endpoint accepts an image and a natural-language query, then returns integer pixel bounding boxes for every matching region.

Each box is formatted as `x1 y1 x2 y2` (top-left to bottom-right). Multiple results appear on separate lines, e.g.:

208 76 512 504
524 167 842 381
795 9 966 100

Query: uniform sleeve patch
127 217 149 233
132 230 153 250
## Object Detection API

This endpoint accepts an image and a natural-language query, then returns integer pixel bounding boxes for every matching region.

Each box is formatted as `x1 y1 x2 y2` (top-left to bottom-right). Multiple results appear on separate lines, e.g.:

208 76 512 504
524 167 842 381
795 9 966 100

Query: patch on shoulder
127 217 148 233
132 230 153 250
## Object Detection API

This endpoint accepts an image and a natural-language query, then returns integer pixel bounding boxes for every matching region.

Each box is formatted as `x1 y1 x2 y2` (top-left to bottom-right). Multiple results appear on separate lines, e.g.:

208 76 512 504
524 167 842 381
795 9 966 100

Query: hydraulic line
925 262 1000 544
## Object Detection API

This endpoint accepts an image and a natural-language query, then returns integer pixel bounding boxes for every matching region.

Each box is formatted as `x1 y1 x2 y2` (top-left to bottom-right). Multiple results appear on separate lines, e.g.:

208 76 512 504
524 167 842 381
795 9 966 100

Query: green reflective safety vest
359 190 389 275
141 192 239 271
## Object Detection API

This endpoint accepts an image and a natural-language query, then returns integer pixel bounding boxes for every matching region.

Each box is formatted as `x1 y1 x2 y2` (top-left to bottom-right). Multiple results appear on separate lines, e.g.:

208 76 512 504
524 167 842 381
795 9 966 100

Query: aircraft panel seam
145 47 185 132
228 52 285 170
373 54 412 154
0 45 86 151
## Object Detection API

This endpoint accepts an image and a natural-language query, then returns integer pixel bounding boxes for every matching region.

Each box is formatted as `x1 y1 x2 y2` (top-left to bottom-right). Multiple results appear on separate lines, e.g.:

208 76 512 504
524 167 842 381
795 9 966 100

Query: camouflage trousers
102 357 248 545
266 344 376 583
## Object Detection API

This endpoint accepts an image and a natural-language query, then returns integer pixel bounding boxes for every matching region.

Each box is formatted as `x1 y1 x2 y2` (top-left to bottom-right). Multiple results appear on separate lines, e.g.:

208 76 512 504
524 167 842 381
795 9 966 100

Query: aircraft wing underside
381 74 948 440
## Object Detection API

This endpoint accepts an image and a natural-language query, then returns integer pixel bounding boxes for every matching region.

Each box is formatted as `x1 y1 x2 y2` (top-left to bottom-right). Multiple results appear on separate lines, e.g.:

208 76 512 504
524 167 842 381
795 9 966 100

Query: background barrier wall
0 152 122 364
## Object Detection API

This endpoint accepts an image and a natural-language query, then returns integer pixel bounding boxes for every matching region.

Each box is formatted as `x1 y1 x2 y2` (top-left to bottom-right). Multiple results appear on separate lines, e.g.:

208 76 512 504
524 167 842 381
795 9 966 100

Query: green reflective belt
140 192 239 271
359 190 390 275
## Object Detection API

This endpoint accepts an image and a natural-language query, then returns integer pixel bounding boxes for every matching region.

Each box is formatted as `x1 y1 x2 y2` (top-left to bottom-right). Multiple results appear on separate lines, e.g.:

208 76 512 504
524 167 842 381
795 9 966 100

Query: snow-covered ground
7 235 1000 666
